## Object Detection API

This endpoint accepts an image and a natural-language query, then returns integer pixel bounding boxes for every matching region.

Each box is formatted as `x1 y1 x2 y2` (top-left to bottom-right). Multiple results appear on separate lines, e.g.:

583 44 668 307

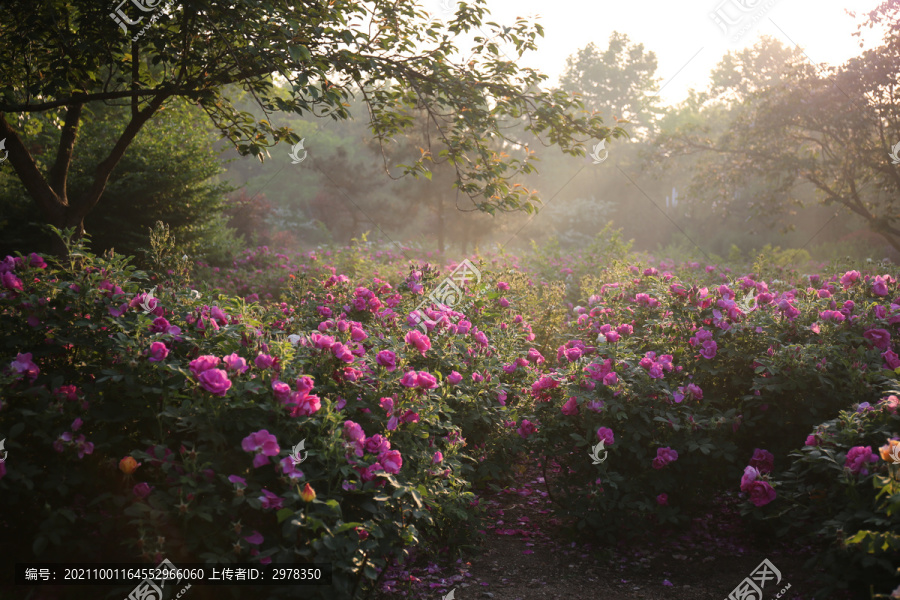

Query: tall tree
558 32 661 138
0 0 624 255
656 32 900 252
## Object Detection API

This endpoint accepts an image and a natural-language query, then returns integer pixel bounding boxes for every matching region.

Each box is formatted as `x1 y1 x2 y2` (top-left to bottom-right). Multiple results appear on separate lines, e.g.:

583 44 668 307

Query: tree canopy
0 0 625 255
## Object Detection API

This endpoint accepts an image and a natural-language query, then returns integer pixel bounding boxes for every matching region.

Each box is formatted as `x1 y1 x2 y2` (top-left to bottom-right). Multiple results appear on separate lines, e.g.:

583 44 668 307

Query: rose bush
3 229 900 598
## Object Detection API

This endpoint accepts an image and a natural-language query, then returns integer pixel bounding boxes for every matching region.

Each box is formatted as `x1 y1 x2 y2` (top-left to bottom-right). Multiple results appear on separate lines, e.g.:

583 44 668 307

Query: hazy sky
465 0 885 105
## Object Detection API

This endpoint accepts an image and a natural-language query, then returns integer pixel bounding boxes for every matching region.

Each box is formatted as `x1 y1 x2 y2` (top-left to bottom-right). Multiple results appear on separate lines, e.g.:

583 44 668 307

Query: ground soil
375 462 865 600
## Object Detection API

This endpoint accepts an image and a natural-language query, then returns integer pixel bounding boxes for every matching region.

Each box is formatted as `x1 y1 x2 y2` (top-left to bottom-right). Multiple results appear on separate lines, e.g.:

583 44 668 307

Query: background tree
0 0 624 256
0 100 240 262
655 31 900 254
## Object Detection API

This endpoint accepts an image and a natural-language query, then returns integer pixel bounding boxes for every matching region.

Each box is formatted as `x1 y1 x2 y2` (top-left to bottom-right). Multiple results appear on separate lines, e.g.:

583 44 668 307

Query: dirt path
376 464 848 600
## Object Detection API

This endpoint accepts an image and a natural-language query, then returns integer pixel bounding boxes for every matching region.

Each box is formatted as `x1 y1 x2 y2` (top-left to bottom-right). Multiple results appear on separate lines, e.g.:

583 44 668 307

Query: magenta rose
699 340 718 359
331 343 354 363
745 480 777 507
343 421 365 442
380 449 403 474
255 353 277 370
416 371 438 389
400 371 419 388
404 330 431 354
596 427 615 446
146 341 169 362
844 446 878 476
189 355 219 376
652 447 679 469
656 493 668 506
376 350 397 371
561 397 579 416
10 352 40 382
242 429 280 468
133 482 153 499
258 489 283 510
883 350 900 370
290 393 321 417
863 328 891 350
740 465 760 491
527 348 545 364
447 371 463 385
748 448 774 474
197 368 232 396
365 434 391 455
517 419 538 439
840 270 860 289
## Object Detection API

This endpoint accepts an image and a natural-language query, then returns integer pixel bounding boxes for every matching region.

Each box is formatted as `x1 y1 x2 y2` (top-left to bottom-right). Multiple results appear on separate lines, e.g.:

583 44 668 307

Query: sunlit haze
481 0 885 104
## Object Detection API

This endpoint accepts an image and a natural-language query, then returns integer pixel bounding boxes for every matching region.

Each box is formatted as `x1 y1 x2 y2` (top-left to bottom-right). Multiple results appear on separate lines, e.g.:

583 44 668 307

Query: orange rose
300 482 316 503
119 456 140 474
879 439 900 463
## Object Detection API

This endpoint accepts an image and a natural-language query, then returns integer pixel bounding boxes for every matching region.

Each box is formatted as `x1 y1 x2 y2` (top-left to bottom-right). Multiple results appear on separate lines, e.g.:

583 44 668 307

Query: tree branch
48 104 83 197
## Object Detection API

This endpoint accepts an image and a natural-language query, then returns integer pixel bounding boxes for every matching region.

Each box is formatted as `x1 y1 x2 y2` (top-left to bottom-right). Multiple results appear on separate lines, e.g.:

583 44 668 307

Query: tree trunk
436 193 445 255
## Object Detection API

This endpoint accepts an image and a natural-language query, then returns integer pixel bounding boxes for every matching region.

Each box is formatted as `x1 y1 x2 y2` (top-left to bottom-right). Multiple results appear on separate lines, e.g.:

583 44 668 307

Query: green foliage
0 101 241 262
759 399 900 598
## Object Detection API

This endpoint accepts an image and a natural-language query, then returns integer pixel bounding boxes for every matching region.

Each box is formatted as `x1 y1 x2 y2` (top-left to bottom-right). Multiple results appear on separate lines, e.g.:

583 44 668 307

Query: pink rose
596 427 615 446
748 448 774 474
255 353 277 370
10 352 40 382
652 447 678 469
380 450 403 474
343 421 365 442
416 371 438 389
561 397 579 416
376 350 397 371
133 482 153 499
405 330 431 354
146 341 168 362
517 419 538 439
331 343 354 363
844 446 877 476
745 480 777 507
699 340 718 359
840 270 860 289
863 328 891 351
289 393 321 417
189 355 220 376
447 371 463 385
656 493 668 506
400 371 419 388
197 368 232 396
527 349 545 364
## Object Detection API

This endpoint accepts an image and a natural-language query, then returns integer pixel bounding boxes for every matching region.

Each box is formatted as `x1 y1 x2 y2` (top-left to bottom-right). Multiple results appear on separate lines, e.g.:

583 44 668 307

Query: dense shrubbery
1 229 899 598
